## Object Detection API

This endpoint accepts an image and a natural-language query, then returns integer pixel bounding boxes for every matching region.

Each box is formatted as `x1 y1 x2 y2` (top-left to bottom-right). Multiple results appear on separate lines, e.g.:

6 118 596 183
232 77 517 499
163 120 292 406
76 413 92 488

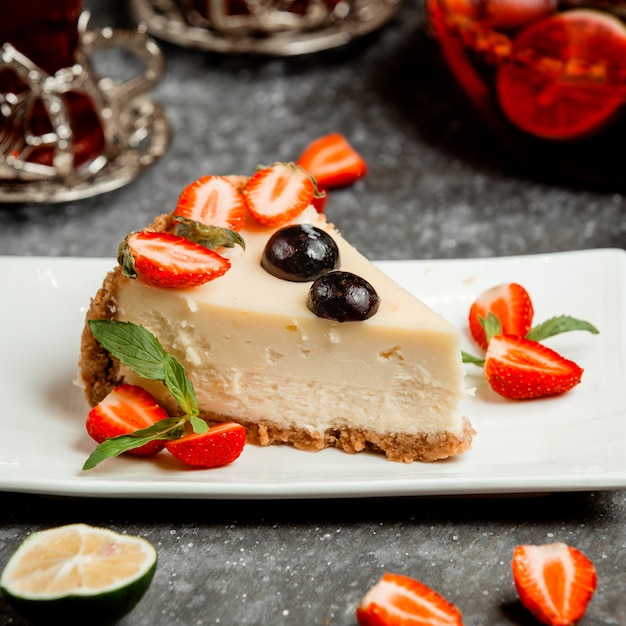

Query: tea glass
0 0 169 201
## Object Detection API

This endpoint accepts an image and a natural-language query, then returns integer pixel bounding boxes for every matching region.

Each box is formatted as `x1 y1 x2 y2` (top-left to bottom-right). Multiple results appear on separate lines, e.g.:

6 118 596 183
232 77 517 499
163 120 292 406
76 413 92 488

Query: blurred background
2 0 624 261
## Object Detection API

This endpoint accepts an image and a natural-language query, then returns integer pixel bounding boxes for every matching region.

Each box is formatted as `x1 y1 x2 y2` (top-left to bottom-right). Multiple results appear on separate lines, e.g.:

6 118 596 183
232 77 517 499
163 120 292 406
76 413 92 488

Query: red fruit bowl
426 0 626 189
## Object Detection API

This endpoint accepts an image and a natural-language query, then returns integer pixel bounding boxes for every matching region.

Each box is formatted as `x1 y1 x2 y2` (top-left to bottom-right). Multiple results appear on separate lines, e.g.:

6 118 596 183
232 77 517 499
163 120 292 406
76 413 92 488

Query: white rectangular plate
2 250 625 499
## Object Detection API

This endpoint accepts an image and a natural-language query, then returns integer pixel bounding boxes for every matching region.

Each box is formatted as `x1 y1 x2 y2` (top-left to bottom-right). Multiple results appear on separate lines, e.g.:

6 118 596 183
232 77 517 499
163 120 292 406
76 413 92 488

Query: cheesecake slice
79 175 473 463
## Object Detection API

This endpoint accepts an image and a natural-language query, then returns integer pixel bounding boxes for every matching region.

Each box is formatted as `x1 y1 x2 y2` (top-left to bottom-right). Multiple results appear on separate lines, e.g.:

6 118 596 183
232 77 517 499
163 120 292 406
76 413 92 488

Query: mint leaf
462 351 485 367
85 320 204 470
481 312 502 345
174 216 245 251
190 415 209 434
89 319 167 381
163 353 198 417
89 320 198 417
82 417 185 470
526 315 600 342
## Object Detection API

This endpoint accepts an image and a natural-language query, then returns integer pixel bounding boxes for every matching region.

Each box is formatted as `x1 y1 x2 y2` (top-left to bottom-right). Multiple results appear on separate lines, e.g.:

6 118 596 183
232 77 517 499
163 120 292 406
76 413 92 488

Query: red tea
427 0 626 188
0 0 104 171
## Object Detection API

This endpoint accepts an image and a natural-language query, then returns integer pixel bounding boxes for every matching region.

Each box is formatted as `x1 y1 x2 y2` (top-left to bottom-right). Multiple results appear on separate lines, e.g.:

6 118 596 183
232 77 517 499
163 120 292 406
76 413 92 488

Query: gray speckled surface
2 0 626 624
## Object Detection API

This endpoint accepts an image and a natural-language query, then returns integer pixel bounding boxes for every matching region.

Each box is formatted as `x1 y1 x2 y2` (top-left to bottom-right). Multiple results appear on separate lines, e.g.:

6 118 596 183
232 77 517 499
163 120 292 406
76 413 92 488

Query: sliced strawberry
512 543 597 626
312 187 328 213
165 422 246 468
86 384 169 456
173 175 246 232
242 162 316 227
296 133 368 188
496 9 626 140
469 282 533 350
484 334 583 399
356 572 463 626
118 230 230 289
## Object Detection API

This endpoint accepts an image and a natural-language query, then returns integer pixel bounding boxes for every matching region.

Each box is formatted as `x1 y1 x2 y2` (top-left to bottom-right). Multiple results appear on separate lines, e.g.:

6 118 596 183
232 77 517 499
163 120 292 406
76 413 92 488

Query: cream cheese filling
115 207 467 437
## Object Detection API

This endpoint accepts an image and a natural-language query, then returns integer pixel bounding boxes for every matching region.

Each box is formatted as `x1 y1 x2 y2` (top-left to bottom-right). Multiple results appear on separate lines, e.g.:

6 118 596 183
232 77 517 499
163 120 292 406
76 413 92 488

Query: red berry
242 162 316 227
119 230 230 289
165 422 246 468
86 384 169 456
484 334 583 400
296 133 368 188
356 572 463 626
174 175 246 231
468 282 533 350
512 543 597 626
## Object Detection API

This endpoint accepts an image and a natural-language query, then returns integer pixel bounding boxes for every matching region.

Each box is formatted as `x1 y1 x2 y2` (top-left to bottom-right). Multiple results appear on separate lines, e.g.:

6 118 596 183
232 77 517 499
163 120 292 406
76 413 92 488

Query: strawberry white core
521 543 577 617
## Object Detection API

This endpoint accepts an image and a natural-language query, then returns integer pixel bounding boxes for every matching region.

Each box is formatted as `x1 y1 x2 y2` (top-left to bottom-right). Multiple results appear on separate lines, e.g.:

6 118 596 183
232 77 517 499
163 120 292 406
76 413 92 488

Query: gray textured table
1 0 625 624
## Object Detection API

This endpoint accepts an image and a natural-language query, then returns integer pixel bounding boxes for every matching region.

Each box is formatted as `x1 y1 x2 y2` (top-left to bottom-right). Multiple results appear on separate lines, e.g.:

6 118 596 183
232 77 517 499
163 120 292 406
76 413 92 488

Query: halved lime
0 523 157 625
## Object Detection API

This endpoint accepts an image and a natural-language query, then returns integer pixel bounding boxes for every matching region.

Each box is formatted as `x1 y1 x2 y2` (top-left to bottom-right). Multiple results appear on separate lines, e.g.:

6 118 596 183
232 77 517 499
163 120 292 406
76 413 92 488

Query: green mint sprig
462 312 599 366
525 315 599 342
83 320 208 470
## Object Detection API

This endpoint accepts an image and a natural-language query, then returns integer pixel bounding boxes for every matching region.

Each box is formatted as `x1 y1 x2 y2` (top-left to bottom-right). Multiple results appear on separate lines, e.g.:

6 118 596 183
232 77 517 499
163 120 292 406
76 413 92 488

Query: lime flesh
0 523 157 625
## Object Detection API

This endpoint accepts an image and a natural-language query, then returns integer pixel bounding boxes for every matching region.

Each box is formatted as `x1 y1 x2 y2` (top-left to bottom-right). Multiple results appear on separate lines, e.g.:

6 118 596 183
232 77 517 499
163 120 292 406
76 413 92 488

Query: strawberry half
312 187 329 213
118 230 230 289
469 282 534 350
165 422 246 468
86 384 169 456
296 133 368 188
512 543 597 626
173 175 246 231
242 162 316 227
484 334 583 400
356 572 463 626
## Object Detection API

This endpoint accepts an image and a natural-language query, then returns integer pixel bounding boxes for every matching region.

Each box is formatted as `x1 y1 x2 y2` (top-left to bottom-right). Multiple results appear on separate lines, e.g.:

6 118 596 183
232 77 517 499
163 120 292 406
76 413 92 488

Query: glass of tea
426 0 626 188
0 0 105 172
0 0 167 199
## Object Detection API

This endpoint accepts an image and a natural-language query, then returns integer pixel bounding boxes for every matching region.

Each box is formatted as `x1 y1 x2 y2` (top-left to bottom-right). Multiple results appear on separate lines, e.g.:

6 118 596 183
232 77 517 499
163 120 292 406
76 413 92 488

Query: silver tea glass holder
0 13 170 203
130 0 403 56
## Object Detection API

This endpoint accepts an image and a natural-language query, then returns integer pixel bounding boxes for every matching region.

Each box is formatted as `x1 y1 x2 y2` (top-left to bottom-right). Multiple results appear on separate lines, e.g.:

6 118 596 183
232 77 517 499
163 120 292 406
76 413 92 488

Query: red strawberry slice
173 175 246 231
86 384 169 456
242 162 316 227
165 422 246 468
512 543 597 626
496 9 626 140
312 187 329 213
484 334 583 399
469 282 533 350
356 572 463 626
296 133 368 188
119 230 230 289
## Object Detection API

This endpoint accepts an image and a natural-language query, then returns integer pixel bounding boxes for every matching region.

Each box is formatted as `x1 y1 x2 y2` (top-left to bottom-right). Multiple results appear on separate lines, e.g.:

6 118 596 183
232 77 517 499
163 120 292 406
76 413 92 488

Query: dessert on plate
79 165 473 463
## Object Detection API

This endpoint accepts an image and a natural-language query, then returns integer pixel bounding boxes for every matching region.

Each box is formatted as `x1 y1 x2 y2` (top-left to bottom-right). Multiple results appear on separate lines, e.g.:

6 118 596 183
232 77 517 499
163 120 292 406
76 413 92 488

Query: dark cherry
261 224 340 282
307 271 380 322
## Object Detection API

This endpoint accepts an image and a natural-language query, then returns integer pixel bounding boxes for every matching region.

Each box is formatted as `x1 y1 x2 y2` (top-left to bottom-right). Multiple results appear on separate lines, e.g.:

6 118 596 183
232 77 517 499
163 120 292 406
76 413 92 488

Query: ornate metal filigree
0 14 169 203
130 0 402 55
0 46 77 182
